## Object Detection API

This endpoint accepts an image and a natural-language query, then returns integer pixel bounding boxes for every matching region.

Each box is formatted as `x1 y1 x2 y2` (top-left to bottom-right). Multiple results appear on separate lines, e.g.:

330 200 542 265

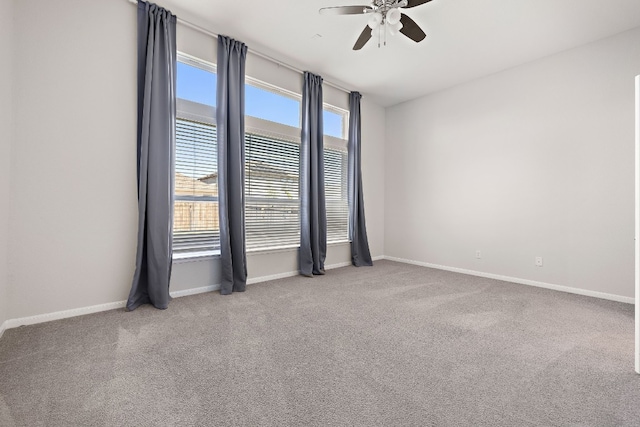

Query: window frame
174 55 220 260
241 76 302 252
322 104 350 245
173 53 351 260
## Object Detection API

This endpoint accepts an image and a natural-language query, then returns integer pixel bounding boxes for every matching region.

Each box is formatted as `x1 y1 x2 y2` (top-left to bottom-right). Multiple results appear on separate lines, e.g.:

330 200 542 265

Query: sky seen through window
177 62 344 138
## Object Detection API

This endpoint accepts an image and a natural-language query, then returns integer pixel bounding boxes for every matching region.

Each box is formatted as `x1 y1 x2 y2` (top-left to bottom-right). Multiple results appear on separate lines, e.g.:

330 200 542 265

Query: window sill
328 240 350 246
172 240 350 263
246 240 351 255
173 250 220 263
247 244 299 255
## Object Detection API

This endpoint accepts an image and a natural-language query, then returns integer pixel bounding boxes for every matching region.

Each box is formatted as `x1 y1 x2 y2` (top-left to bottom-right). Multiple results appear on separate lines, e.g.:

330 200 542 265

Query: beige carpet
0 260 637 426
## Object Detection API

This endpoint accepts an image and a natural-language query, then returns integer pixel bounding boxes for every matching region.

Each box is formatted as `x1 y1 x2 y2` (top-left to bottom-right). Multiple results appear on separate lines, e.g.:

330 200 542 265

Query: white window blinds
173 118 219 253
243 131 349 251
245 132 300 250
173 57 350 256
324 145 349 243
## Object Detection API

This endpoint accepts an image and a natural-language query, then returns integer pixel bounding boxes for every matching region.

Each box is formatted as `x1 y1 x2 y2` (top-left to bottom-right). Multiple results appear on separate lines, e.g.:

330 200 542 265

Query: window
243 79 350 250
323 109 346 139
174 56 219 255
323 105 349 244
246 83 300 128
245 132 300 250
173 53 349 257
245 79 301 250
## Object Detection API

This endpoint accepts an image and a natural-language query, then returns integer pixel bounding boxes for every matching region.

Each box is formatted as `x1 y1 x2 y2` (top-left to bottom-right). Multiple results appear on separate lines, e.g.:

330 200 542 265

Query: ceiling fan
319 0 433 50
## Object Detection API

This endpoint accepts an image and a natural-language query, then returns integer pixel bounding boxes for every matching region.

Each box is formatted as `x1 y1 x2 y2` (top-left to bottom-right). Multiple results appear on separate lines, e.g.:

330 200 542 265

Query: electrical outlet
535 256 543 267
475 250 481 259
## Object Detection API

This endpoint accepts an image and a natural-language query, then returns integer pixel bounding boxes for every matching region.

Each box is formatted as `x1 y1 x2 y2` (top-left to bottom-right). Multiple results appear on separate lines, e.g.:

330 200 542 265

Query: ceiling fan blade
319 5 372 15
400 13 426 42
353 26 372 50
404 0 433 8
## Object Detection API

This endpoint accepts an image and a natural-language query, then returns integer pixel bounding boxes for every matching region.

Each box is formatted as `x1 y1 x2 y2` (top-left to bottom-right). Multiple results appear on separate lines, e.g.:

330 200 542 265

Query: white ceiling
160 0 640 107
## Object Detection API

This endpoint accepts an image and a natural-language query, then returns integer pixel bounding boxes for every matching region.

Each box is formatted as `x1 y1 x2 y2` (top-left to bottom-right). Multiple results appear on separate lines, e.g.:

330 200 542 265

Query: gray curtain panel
217 35 248 295
299 72 327 276
348 92 373 267
127 1 177 311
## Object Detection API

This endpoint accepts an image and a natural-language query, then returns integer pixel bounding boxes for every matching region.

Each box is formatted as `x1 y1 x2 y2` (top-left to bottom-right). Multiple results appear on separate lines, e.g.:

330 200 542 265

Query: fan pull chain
384 22 387 46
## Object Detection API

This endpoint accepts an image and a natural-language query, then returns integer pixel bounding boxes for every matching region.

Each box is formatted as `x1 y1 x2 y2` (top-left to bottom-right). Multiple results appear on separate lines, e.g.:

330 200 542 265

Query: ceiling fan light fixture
318 0 430 50
388 21 403 36
368 12 382 29
386 8 401 25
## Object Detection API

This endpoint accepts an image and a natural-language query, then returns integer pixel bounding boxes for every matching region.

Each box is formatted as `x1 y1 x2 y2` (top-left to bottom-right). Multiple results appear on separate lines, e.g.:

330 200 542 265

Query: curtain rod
127 0 351 94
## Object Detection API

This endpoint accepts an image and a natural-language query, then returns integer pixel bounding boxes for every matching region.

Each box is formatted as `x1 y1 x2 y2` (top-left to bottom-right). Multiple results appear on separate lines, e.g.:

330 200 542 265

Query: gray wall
0 0 14 327
5 0 386 320
9 0 138 319
385 27 640 300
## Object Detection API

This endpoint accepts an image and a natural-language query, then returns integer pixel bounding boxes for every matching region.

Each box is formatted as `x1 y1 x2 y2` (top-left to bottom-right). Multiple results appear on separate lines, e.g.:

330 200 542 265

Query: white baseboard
247 270 299 285
9 254 617 337
325 261 352 270
0 260 367 335
4 300 127 331
1 287 220 333
383 256 634 305
170 285 219 298
0 320 8 340
246 260 358 285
